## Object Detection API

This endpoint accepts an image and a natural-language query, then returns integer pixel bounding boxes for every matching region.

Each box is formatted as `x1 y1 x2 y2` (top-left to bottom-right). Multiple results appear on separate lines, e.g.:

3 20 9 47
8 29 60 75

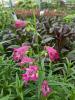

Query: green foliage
0 56 21 99
67 0 75 3
0 55 75 100
0 5 13 30
64 14 75 23
15 0 38 10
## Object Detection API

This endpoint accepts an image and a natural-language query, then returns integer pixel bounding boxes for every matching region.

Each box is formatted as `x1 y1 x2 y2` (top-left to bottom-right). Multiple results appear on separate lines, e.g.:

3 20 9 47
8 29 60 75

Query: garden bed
0 1 75 100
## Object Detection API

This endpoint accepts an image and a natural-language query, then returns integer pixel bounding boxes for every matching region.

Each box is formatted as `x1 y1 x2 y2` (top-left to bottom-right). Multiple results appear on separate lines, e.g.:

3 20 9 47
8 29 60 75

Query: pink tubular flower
22 65 38 84
18 56 34 66
41 80 52 97
13 46 30 61
22 73 30 84
15 19 27 28
45 46 60 61
13 51 22 61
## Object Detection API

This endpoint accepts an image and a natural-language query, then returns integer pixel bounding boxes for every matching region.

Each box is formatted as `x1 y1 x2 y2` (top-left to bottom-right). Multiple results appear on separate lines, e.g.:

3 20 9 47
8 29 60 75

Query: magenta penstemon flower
45 46 60 62
13 45 30 61
18 56 34 66
41 80 52 97
15 19 28 28
22 65 38 84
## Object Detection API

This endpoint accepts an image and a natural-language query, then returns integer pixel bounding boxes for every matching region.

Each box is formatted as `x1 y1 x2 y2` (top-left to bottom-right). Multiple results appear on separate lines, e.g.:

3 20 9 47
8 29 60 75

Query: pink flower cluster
13 45 38 84
41 80 52 97
15 19 28 28
41 80 52 96
22 65 38 84
13 45 60 96
13 45 34 65
45 46 60 62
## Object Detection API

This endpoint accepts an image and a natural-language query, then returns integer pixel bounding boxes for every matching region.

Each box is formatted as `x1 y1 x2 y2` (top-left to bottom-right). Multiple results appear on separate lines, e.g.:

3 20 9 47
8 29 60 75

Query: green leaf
41 37 54 44
69 90 75 100
37 58 45 99
0 44 4 53
16 73 24 100
0 95 9 100
67 50 75 61
7 45 19 49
